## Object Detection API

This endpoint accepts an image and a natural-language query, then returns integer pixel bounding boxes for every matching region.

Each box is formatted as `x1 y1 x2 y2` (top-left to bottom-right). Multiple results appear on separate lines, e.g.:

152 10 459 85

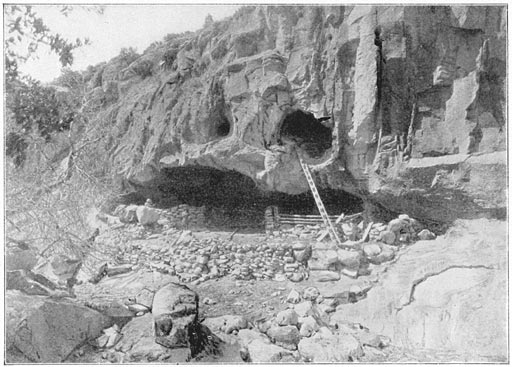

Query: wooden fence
265 206 362 234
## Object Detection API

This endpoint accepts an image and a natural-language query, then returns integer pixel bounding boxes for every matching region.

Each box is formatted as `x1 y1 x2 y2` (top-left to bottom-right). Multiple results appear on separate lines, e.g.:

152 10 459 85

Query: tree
4 5 103 85
4 5 102 166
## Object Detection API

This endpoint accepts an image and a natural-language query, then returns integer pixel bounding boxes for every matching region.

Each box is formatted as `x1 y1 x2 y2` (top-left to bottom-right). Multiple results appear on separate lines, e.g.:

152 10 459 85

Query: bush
132 59 153 78
117 47 139 66
162 48 179 69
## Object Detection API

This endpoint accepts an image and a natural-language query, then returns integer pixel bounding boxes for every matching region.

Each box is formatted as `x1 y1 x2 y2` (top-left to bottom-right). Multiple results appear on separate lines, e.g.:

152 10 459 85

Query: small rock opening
216 118 231 137
278 110 333 158
154 166 363 230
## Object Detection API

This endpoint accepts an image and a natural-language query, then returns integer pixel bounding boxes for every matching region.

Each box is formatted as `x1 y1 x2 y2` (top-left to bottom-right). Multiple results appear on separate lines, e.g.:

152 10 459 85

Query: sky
12 5 241 82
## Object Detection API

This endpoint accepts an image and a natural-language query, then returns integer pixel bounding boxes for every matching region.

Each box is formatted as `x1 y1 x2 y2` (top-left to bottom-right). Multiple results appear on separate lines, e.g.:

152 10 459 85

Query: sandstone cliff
86 5 506 223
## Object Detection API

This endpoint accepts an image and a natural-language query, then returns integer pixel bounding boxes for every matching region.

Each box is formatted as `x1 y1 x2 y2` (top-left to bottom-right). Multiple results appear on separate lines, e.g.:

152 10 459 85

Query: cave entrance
155 166 363 231
278 110 333 158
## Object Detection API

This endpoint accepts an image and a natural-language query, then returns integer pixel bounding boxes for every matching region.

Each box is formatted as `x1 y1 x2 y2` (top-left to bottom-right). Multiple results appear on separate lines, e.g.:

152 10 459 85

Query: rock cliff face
91 5 506 223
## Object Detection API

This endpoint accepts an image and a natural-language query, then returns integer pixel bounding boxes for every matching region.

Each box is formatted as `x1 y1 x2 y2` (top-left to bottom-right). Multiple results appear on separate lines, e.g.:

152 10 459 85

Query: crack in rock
396 264 495 313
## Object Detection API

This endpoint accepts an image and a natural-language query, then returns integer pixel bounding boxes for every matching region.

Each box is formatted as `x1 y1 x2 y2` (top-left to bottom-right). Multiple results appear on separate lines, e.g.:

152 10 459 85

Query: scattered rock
303 287 320 302
286 289 301 304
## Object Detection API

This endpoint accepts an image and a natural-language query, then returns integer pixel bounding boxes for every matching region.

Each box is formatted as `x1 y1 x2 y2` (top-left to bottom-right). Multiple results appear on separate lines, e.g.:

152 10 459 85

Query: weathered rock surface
331 219 507 362
79 5 505 224
6 246 37 271
298 327 363 362
237 329 296 362
5 291 110 363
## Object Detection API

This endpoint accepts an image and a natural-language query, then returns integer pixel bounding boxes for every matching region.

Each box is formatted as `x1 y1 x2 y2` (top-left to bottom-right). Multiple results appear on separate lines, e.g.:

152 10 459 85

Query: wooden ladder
297 154 343 246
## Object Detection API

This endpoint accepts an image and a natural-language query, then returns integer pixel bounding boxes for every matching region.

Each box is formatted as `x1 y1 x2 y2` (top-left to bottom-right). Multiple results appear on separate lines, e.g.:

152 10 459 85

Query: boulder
116 313 188 362
136 206 160 225
116 204 138 223
363 243 382 258
337 249 361 269
5 291 110 363
293 245 312 262
203 315 248 334
6 270 58 296
368 245 395 265
310 270 341 282
417 229 436 240
242 338 295 362
266 325 301 348
379 230 396 245
302 286 320 302
152 282 199 349
275 309 299 326
299 316 320 337
286 289 301 304
294 301 313 317
298 327 363 362
32 254 81 288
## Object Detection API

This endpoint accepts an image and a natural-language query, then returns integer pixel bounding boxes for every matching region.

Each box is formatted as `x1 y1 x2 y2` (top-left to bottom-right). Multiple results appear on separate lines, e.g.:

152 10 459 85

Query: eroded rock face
88 5 504 223
331 219 507 362
5 291 110 363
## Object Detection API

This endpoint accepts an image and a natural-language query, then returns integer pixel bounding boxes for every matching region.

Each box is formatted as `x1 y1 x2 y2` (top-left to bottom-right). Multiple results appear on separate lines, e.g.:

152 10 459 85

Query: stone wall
159 204 206 229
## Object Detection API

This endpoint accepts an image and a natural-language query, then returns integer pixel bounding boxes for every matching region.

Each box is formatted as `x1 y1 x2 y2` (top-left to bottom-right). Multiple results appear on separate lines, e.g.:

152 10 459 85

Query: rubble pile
203 286 390 363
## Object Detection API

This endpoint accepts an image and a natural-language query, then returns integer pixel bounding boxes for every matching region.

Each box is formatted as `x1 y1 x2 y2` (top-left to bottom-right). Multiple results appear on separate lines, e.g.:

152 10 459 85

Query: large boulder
5 291 110 363
152 282 199 349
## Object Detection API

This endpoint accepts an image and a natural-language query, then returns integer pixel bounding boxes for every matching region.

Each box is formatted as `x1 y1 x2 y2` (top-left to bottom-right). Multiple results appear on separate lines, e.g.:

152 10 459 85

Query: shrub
132 59 153 78
162 48 179 69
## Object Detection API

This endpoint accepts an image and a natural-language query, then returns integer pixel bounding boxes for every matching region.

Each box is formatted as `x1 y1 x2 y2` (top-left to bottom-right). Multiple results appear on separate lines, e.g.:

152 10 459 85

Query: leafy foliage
8 78 75 142
132 59 154 78
4 5 93 84
117 47 140 66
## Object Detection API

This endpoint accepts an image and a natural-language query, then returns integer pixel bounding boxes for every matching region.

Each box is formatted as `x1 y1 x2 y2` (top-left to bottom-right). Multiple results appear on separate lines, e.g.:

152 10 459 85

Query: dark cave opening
278 110 333 158
216 118 231 137
156 166 363 230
